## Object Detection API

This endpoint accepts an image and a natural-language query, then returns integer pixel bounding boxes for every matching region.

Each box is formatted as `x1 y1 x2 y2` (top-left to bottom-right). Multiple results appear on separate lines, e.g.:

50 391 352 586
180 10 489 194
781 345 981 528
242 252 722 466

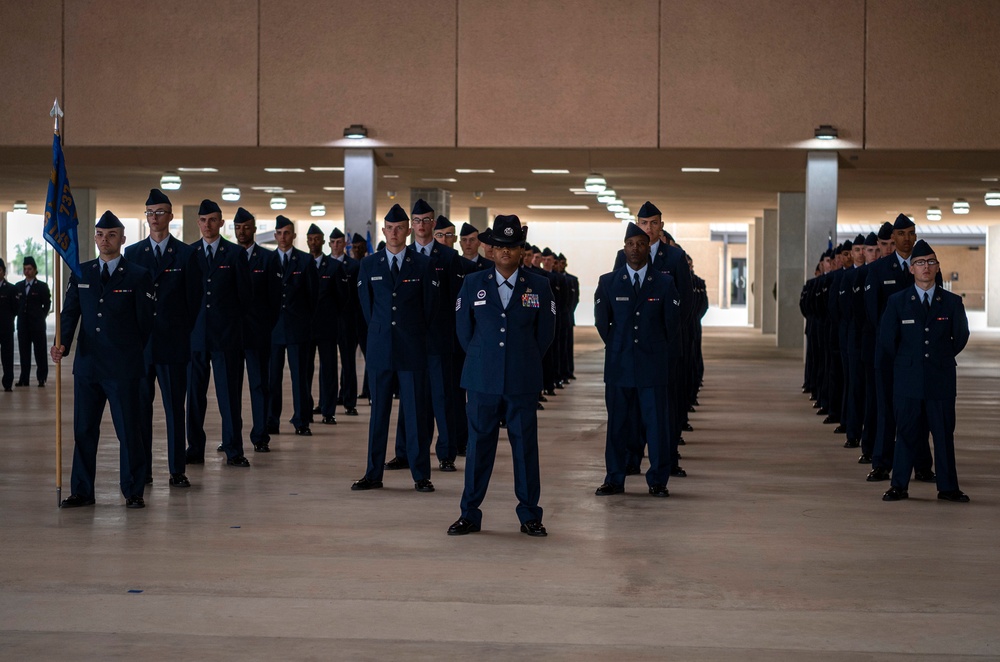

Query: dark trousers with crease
245 346 271 446
605 384 670 488
269 343 311 430
365 368 431 483
139 361 187 477
891 396 958 492
187 349 245 461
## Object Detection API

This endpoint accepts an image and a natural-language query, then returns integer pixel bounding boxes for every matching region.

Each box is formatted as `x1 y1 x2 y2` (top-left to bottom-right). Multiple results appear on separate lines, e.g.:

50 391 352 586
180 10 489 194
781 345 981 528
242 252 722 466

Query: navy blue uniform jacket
358 249 438 372
615 243 692 322
190 237 252 352
407 242 464 355
60 258 155 381
878 287 969 400
456 269 555 395
312 255 348 341
124 236 202 364
243 244 282 350
272 248 318 345
594 266 681 388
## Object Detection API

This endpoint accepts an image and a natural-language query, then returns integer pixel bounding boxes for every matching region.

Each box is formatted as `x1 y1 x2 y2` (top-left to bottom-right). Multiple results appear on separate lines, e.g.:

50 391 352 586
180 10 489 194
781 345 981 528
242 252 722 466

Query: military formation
0 255 52 391
800 214 971 504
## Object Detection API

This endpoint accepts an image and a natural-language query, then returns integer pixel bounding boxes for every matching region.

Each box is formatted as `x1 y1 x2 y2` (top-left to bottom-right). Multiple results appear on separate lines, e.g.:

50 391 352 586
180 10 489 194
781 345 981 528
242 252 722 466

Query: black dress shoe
693 399 700 406
351 477 383 491
439 460 457 472
312 406 322 415
500 419 507 427
61 494 95 508
15 381 28 387
595 483 624 496
914 469 936 483
344 408 359 416
937 489 970 503
414 479 435 493
125 496 146 509
670 466 687 477
226 456 251 467
266 423 280 434
447 517 481 535
253 443 270 453
538 394 548 403
676 451 682 460
882 486 908 501
833 424 846 434
625 465 641 476
688 405 696 413
37 381 45 387
866 467 891 482
384 456 409 470
843 438 860 448
544 388 557 397
217 444 225 452
295 427 312 436
457 447 467 457
677 437 686 445
145 475 153 485
822 416 837 425
520 520 547 537
649 484 670 497
816 407 828 415
185 455 204 465
858 454 872 464
555 382 564 389
169 473 191 488
3 387 12 392
322 416 337 425
683 423 693 432
536 403 544 410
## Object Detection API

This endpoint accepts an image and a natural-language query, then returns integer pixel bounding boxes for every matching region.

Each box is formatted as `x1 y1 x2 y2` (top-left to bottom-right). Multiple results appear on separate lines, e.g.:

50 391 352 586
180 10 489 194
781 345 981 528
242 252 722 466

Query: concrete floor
1 326 998 660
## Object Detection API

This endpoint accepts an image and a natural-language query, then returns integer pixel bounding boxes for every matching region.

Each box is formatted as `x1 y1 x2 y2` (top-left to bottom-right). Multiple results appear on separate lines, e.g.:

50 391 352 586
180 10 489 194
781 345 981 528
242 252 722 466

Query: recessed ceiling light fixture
680 167 720 173
421 178 458 183
607 202 626 213
981 177 998 182
526 205 589 210
12 200 28 212
584 173 607 193
323 186 345 192
926 206 942 221
176 167 218 173
531 169 570 174
310 167 344 172
597 190 617 204
251 187 296 193
310 203 326 217
814 125 838 140
270 195 287 210
495 187 526 192
456 169 495 174
344 124 368 139
952 199 970 214
264 167 305 173
160 171 182 190
383 174 399 179
221 186 241 202
985 190 1000 207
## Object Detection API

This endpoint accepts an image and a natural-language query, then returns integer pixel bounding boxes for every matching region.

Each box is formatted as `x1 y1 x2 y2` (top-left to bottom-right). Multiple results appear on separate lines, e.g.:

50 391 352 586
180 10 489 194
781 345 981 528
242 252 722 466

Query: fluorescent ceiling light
323 186 345 192
925 197 940 201
568 187 589 193
926 206 942 221
584 173 607 193
160 172 181 190
251 187 296 193
573 191 595 195
984 190 1000 207
981 177 998 182
310 167 344 172
270 195 288 210
12 200 28 212
264 167 305 173
495 187 527 192
531 169 570 174
615 211 632 220
952 199 970 214
526 205 589 210
310 203 326 217
597 190 617 204
177 167 219 173
383 174 400 179
221 186 241 202
607 203 626 213
456 169 495 174
680 167 720 173
421 178 458 183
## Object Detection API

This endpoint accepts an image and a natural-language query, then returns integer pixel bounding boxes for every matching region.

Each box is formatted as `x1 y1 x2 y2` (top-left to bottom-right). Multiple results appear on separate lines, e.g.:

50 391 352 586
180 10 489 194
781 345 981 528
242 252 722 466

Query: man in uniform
328 227 361 416
186 199 253 467
351 232 371 399
351 233 368 261
877 221 895 257
459 223 492 271
352 204 438 493
268 216 319 436
0 259 17 391
433 216 458 249
594 223 681 497
879 240 970 503
53 211 154 508
233 207 281 451
15 256 51 387
124 188 201 487
447 214 555 537
864 214 934 482
306 222 346 426
556 253 579 382
846 232 881 461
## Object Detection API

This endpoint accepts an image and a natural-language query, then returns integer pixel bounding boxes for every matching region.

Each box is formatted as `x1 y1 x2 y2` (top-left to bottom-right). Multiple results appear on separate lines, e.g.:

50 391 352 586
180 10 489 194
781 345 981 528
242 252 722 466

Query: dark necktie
901 259 908 271
633 272 641 295
24 282 30 296
101 263 110 286
154 244 162 268
282 252 289 273
391 256 400 278
206 245 214 267
923 291 930 311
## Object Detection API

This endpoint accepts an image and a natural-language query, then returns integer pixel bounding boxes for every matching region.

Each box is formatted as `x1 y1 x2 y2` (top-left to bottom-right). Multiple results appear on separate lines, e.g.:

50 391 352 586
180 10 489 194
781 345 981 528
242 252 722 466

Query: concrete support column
181 205 202 245
987 223 1000 328
469 206 490 230
777 192 806 348
749 217 760 327
761 209 778 335
805 151 838 283
344 148 378 242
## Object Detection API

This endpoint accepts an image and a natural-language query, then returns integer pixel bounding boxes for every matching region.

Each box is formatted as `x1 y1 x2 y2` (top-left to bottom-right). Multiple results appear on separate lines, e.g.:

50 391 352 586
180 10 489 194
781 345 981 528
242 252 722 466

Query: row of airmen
0 256 52 391
54 190 581 512
800 214 971 504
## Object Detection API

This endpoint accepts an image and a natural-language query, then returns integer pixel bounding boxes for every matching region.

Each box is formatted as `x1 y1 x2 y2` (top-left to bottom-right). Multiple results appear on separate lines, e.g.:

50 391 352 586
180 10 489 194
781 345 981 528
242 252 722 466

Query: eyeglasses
144 210 169 218
411 218 434 225
911 259 938 268
434 232 455 239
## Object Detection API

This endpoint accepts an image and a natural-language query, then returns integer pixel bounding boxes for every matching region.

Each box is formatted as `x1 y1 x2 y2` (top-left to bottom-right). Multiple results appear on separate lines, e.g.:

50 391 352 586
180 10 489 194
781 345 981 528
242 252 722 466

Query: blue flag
365 229 374 254
43 133 81 278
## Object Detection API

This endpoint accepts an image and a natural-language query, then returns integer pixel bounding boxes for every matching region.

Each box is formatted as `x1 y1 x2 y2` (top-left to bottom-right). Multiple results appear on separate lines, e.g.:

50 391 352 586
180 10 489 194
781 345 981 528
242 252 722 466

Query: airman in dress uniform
328 227 362 416
306 222 347 426
124 188 201 487
878 240 970 503
15 256 51 387
0 259 17 391
54 211 155 508
186 199 253 467
594 223 681 497
433 215 458 249
459 222 493 272
352 203 439 493
447 214 555 537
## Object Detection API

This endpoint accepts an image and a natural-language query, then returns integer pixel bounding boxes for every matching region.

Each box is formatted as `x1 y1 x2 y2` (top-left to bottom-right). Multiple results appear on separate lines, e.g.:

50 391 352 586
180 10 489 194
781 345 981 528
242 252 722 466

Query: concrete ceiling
2 145 999 227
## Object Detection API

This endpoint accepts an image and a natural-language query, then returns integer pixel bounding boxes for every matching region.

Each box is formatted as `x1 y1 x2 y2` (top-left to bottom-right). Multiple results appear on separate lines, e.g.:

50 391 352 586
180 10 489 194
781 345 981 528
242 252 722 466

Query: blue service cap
146 188 171 206
624 222 649 242
911 239 935 258
384 204 409 223
864 232 878 246
637 201 661 217
233 207 255 224
329 227 345 240
460 222 477 237
96 210 124 229
275 215 293 230
307 223 323 236
198 199 222 216
877 222 894 240
892 213 915 230
435 215 454 231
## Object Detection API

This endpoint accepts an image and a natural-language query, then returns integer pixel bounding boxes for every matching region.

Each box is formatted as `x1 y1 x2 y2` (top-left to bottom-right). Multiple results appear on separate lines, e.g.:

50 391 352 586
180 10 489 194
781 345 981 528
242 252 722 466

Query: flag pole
51 99 64 508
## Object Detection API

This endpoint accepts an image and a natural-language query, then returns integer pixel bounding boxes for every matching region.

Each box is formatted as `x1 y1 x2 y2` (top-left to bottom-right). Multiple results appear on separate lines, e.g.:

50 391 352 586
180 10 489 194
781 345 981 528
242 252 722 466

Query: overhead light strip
680 167 720 173
531 169 570 174
526 205 589 210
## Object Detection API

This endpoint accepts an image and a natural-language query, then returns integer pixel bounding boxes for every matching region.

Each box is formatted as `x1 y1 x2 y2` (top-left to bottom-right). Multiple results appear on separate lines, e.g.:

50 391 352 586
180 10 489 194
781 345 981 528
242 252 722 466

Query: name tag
474 300 486 306
370 276 383 281
902 319 915 325
78 284 90 289
884 280 896 285
615 296 630 301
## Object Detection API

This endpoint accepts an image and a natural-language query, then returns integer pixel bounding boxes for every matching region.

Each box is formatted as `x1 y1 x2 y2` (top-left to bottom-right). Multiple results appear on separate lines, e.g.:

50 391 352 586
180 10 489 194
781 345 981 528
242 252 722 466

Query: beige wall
936 245 986 310
4 0 998 149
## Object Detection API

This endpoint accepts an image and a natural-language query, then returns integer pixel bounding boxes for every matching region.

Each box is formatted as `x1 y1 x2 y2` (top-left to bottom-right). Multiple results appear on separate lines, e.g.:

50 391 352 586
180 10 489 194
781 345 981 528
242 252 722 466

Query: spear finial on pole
50 98 64 134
